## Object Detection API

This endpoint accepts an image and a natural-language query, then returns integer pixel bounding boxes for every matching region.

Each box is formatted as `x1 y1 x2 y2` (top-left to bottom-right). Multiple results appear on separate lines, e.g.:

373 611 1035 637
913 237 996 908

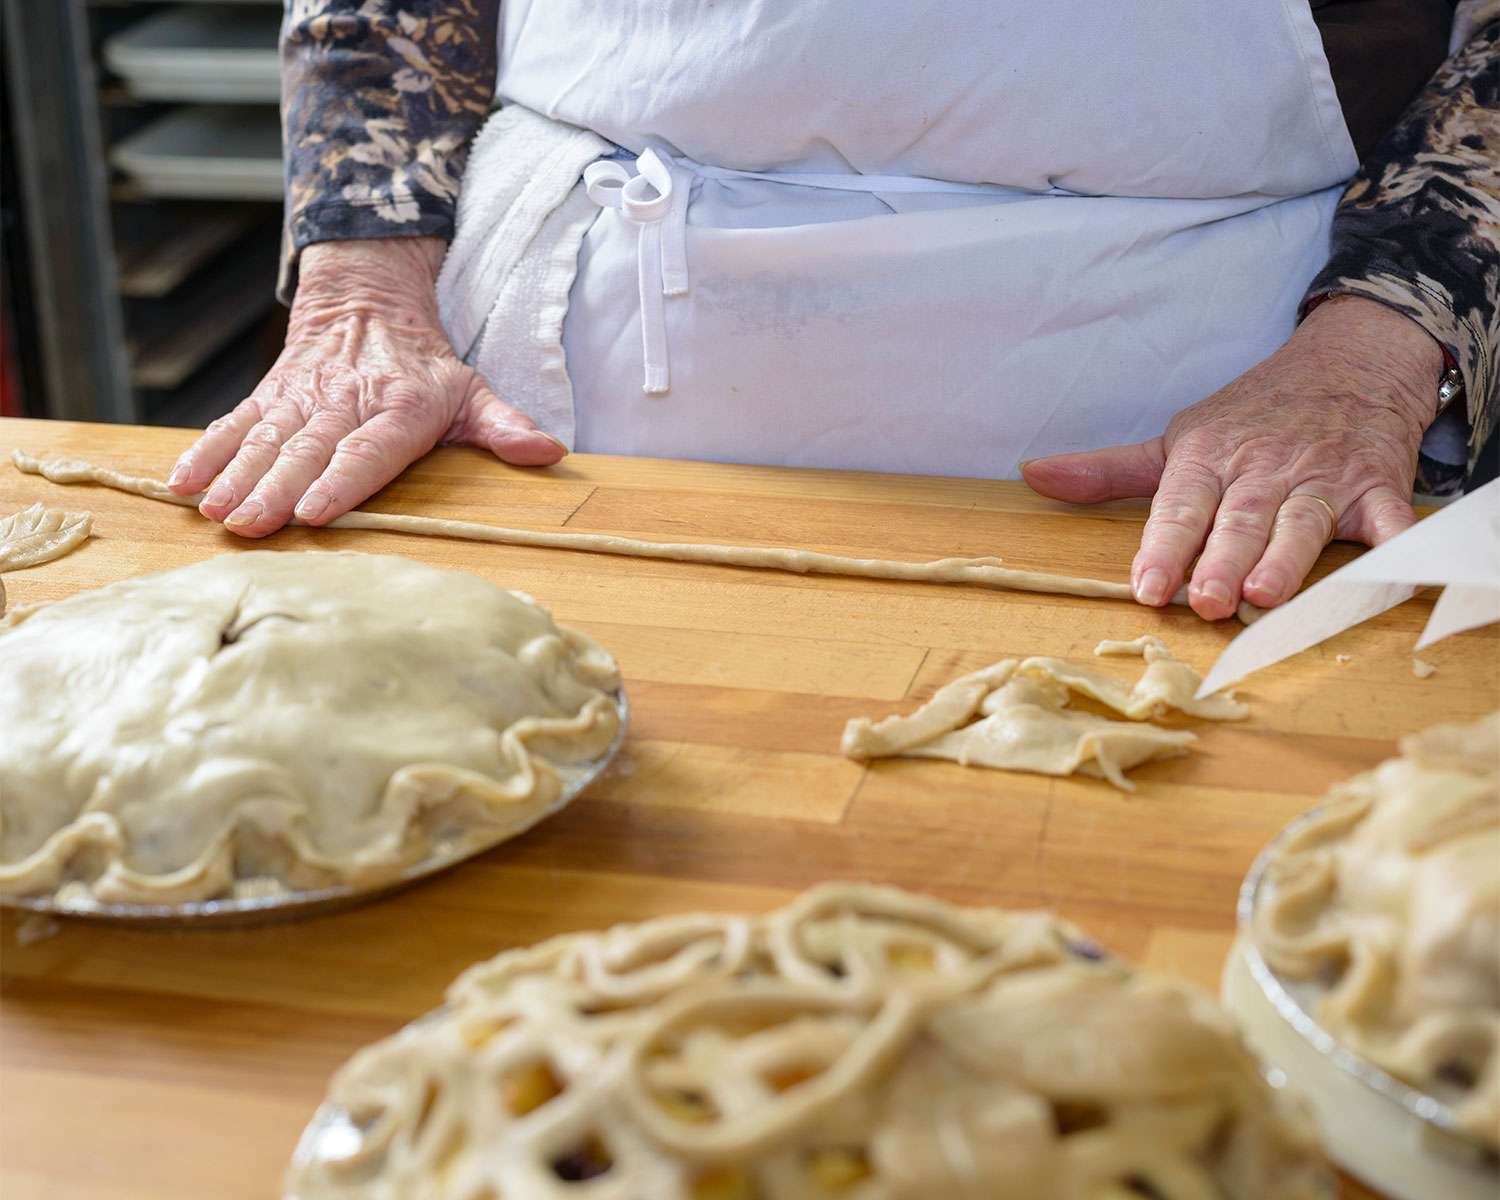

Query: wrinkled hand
1021 295 1444 619
168 237 566 537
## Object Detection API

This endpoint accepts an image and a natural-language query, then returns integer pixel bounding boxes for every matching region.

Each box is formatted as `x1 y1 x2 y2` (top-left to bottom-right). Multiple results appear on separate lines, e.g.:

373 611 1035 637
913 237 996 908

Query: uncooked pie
285 883 1330 1199
0 550 622 905
1252 711 1499 1151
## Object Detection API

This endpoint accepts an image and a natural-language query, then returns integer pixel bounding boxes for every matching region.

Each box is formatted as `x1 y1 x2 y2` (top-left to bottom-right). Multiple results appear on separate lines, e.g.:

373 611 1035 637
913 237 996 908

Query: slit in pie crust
0 550 622 905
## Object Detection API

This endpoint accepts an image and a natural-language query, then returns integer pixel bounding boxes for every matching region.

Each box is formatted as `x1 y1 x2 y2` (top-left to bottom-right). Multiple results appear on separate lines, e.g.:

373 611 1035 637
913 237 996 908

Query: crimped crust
0 551 621 904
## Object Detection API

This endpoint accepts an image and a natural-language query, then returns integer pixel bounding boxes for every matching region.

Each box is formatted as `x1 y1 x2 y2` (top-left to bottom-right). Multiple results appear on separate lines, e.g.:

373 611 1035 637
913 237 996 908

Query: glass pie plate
0 689 626 928
1222 807 1498 1200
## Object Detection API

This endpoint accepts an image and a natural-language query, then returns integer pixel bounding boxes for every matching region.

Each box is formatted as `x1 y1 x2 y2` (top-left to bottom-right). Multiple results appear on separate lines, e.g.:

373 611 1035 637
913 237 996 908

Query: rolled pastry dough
1253 712 1500 1151
0 550 622 904
11 450 1266 619
285 883 1331 1200
842 637 1247 791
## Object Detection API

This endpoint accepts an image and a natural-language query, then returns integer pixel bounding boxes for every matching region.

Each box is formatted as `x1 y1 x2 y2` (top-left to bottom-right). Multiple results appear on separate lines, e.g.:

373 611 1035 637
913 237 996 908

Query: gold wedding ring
1284 492 1339 544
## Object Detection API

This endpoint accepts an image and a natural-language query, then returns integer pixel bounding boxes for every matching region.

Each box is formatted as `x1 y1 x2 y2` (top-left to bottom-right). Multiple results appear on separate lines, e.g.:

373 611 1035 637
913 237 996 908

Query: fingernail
224 503 262 528
294 491 330 522
202 483 233 509
1246 570 1284 604
1201 578 1232 609
1137 567 1169 606
1018 458 1037 470
537 432 569 455
167 464 189 488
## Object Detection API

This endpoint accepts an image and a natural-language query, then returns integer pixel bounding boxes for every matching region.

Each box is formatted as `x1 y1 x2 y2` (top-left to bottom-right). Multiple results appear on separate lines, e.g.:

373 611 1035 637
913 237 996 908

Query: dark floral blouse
278 0 1500 491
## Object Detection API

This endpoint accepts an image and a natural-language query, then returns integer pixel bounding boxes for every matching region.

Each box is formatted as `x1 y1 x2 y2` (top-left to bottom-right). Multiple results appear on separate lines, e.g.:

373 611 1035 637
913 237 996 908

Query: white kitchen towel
436 105 609 449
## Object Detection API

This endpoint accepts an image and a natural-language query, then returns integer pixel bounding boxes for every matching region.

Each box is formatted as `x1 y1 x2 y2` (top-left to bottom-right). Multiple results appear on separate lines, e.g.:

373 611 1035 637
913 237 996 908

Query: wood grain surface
2 417 1492 1200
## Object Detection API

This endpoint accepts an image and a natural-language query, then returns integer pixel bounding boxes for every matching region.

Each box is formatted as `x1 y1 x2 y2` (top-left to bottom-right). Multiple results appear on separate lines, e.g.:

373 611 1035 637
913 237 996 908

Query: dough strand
11 449 1262 618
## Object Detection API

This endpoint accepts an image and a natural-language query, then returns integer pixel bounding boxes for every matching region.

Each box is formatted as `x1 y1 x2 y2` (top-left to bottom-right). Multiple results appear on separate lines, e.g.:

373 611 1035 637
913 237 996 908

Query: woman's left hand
1020 294 1446 620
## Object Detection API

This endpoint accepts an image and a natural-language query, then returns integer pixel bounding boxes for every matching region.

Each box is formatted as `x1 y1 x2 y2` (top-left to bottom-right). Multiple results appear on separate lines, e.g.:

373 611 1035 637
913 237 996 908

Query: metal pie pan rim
0 687 627 926
286 1005 453 1196
1236 804 1477 1144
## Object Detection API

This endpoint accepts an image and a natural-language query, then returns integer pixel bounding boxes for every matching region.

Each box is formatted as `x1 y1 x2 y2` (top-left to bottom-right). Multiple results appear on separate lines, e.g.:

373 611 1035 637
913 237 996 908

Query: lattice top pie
0 551 622 905
1253 712 1499 1151
286 884 1330 1199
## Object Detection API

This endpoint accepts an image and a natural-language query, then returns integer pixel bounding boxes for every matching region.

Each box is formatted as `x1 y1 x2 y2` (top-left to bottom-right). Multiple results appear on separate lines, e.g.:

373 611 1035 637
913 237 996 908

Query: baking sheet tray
110 105 284 202
1 689 627 928
104 5 281 104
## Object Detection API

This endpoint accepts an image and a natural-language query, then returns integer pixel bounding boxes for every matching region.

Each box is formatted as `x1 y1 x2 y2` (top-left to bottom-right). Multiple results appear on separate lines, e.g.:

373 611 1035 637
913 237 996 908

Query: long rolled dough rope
11 449 1261 619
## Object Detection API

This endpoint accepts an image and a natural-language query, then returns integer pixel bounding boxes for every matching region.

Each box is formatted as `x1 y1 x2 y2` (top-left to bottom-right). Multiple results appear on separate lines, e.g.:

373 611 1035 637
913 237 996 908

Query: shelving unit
110 104 283 201
103 3 281 103
2 0 285 426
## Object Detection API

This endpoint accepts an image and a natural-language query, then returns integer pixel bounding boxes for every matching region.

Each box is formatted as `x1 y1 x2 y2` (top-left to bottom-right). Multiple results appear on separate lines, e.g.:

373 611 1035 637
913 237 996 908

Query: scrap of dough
904 676 1197 791
0 503 93 617
0 503 92 570
0 550 622 905
1084 634 1250 721
1412 657 1437 678
841 660 1021 758
284 883 1332 1200
1253 712 1499 1151
10 449 1268 620
843 638 1246 792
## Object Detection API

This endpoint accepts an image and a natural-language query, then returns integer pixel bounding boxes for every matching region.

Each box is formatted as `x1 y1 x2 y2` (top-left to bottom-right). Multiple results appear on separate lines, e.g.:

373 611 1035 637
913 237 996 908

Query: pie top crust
286 883 1330 1200
0 551 622 905
1253 712 1500 1150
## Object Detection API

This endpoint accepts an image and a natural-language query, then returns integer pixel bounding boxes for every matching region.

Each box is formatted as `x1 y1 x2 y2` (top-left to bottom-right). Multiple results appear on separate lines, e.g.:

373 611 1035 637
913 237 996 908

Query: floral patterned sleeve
1304 11 1500 493
277 0 501 304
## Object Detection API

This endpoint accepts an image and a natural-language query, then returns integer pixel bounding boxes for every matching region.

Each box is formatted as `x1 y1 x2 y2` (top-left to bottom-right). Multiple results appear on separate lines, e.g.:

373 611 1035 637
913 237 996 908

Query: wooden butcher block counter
0 416 1493 1200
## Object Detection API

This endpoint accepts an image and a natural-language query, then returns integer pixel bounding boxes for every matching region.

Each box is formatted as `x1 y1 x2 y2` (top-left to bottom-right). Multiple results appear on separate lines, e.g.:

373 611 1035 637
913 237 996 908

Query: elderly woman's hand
1020 295 1445 620
167 237 566 537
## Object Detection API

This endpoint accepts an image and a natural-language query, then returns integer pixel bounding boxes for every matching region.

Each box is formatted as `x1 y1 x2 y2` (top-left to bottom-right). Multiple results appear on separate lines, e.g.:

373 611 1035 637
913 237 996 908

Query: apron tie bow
584 149 691 394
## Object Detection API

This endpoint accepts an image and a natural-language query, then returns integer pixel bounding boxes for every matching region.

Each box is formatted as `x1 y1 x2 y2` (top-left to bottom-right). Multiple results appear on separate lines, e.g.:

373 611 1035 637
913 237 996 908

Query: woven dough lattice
288 884 1329 1199
1253 711 1500 1151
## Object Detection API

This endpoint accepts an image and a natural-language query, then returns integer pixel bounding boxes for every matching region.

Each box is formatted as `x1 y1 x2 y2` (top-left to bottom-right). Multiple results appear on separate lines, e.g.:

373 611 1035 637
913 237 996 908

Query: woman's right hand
167 236 567 537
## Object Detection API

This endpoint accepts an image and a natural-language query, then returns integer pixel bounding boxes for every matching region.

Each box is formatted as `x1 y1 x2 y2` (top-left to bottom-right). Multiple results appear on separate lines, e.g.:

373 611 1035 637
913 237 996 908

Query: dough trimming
842 636 1247 791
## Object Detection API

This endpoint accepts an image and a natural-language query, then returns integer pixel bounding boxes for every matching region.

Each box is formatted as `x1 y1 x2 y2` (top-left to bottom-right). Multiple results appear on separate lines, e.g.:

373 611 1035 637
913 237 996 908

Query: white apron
447 0 1357 478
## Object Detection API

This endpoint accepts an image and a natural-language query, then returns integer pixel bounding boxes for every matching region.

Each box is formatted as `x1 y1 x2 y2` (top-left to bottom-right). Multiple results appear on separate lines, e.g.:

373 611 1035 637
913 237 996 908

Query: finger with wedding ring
1282 493 1339 545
